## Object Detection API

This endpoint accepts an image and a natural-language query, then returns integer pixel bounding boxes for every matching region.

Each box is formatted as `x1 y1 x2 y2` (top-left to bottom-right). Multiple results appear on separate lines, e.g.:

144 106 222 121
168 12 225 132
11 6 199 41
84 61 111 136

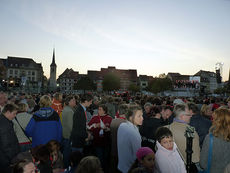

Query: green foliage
148 78 172 94
128 83 140 93
74 76 96 92
102 73 120 91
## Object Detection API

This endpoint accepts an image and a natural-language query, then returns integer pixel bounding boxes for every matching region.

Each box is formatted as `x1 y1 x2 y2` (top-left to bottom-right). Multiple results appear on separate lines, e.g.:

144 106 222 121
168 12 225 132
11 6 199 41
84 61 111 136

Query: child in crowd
154 127 186 173
128 147 155 173
46 140 64 171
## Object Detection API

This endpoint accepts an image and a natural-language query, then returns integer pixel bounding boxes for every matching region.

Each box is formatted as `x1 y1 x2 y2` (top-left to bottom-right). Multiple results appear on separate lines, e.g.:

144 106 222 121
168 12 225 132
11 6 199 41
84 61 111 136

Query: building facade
1 56 43 93
57 68 79 94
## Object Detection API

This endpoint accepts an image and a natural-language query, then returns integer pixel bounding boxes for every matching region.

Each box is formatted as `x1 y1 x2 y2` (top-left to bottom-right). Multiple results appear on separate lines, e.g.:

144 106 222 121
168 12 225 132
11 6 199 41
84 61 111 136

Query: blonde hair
200 104 211 117
39 95 52 108
210 107 230 141
17 103 28 112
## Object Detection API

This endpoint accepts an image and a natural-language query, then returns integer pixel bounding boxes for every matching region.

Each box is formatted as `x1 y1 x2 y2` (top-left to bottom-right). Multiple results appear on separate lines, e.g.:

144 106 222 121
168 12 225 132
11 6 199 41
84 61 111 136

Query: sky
0 0 230 81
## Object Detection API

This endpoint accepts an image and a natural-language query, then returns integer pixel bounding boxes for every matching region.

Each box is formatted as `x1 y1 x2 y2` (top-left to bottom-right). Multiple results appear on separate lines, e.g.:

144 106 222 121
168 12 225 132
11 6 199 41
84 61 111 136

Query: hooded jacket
25 107 62 147
155 141 186 173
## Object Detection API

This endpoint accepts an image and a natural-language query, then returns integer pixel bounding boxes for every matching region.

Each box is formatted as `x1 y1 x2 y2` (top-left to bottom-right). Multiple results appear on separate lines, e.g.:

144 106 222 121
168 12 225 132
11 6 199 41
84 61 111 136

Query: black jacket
189 114 212 148
70 104 88 148
0 114 20 172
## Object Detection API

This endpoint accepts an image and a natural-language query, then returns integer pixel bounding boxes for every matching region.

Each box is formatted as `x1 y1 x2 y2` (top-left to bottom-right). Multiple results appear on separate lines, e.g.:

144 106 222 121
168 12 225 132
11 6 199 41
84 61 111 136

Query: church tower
49 49 57 91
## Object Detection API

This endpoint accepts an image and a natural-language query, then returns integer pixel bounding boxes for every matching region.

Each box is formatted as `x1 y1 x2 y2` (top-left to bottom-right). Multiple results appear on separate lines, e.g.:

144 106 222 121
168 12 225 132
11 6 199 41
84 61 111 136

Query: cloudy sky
0 0 230 81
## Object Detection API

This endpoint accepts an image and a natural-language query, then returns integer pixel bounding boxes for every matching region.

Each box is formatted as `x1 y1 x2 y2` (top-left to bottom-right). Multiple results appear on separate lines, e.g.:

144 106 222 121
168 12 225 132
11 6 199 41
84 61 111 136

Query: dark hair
80 94 93 103
99 104 108 114
46 140 60 153
155 127 173 142
12 159 33 173
64 95 75 106
162 105 173 112
2 103 18 114
118 104 129 115
187 102 199 114
31 145 50 163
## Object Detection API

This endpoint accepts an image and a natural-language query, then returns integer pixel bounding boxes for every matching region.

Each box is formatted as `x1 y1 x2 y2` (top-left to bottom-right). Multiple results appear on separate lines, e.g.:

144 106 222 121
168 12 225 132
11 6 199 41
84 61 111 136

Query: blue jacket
26 107 62 147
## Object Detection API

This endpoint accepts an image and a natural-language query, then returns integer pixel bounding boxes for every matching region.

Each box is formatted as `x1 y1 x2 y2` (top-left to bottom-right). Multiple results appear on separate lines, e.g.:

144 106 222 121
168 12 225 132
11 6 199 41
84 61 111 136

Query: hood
156 141 178 156
34 107 54 118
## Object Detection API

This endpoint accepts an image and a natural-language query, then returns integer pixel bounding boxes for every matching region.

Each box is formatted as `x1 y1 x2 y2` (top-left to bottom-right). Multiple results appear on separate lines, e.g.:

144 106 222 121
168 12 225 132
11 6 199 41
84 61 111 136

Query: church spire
51 48 56 66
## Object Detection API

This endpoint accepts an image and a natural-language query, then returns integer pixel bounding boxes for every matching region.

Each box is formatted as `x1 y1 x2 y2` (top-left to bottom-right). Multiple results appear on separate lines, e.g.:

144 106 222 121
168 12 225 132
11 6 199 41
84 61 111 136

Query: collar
80 104 86 112
173 118 188 124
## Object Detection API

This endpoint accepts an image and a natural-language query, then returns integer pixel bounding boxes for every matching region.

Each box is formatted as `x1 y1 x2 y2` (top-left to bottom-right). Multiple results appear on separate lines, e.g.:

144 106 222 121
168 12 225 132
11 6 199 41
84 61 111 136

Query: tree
102 73 120 91
128 83 140 93
148 78 172 94
74 76 96 93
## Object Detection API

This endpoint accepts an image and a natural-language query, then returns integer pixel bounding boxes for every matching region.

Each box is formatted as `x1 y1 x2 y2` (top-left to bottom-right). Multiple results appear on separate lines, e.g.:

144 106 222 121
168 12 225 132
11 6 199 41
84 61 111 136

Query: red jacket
88 115 112 146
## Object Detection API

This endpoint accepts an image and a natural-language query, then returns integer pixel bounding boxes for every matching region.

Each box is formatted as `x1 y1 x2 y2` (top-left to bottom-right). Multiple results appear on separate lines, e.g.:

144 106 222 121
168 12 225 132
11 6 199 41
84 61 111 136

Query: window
32 71 35 76
28 71 31 75
15 70 18 75
9 70 13 74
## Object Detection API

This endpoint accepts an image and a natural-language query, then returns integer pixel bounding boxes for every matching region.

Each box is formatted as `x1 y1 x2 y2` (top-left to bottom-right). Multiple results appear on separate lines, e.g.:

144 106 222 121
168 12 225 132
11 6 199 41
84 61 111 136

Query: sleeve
192 130 201 163
199 134 209 169
73 109 88 139
25 117 36 137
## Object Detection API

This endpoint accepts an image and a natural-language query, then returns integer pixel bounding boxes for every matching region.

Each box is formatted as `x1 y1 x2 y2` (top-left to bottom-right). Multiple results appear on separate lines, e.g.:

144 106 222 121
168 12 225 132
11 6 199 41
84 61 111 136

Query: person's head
46 140 60 163
0 91 8 106
151 105 162 119
98 104 108 116
80 94 93 107
200 104 213 118
31 145 50 164
17 103 29 113
39 95 52 108
75 156 103 173
126 105 143 126
187 102 199 115
161 105 173 120
64 95 76 108
144 102 152 114
211 107 230 141
2 103 18 120
136 147 155 172
53 92 62 102
13 159 36 173
173 104 191 123
155 127 174 150
118 104 129 118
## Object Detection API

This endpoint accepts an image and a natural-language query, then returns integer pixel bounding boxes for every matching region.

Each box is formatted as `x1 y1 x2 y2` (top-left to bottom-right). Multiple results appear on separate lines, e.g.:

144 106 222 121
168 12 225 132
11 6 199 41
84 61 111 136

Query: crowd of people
0 91 230 173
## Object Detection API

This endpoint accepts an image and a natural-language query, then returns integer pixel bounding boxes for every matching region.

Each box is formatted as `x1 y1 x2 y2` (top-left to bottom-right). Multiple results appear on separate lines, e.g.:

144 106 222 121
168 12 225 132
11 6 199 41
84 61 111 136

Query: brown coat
166 121 200 163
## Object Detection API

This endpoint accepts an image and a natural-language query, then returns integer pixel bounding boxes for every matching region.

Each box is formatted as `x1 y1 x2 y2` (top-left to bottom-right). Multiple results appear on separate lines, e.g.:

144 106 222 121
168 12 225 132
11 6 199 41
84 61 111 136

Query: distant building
88 66 138 91
194 70 218 94
138 75 154 90
57 68 79 94
1 56 44 93
49 49 57 92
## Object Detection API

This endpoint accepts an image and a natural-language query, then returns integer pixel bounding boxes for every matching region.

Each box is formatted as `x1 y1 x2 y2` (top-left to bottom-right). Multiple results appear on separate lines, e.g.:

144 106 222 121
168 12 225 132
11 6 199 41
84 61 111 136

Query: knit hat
136 147 154 161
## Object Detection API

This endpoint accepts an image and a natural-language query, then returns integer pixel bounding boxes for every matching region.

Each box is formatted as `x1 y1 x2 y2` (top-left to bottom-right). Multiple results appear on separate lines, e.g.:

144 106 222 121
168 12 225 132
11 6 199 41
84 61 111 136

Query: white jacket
155 141 186 173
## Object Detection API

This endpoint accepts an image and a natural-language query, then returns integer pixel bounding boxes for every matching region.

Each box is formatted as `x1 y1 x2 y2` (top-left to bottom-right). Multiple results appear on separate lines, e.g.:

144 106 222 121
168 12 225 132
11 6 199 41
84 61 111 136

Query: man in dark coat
70 94 93 153
0 103 20 173
188 102 212 148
